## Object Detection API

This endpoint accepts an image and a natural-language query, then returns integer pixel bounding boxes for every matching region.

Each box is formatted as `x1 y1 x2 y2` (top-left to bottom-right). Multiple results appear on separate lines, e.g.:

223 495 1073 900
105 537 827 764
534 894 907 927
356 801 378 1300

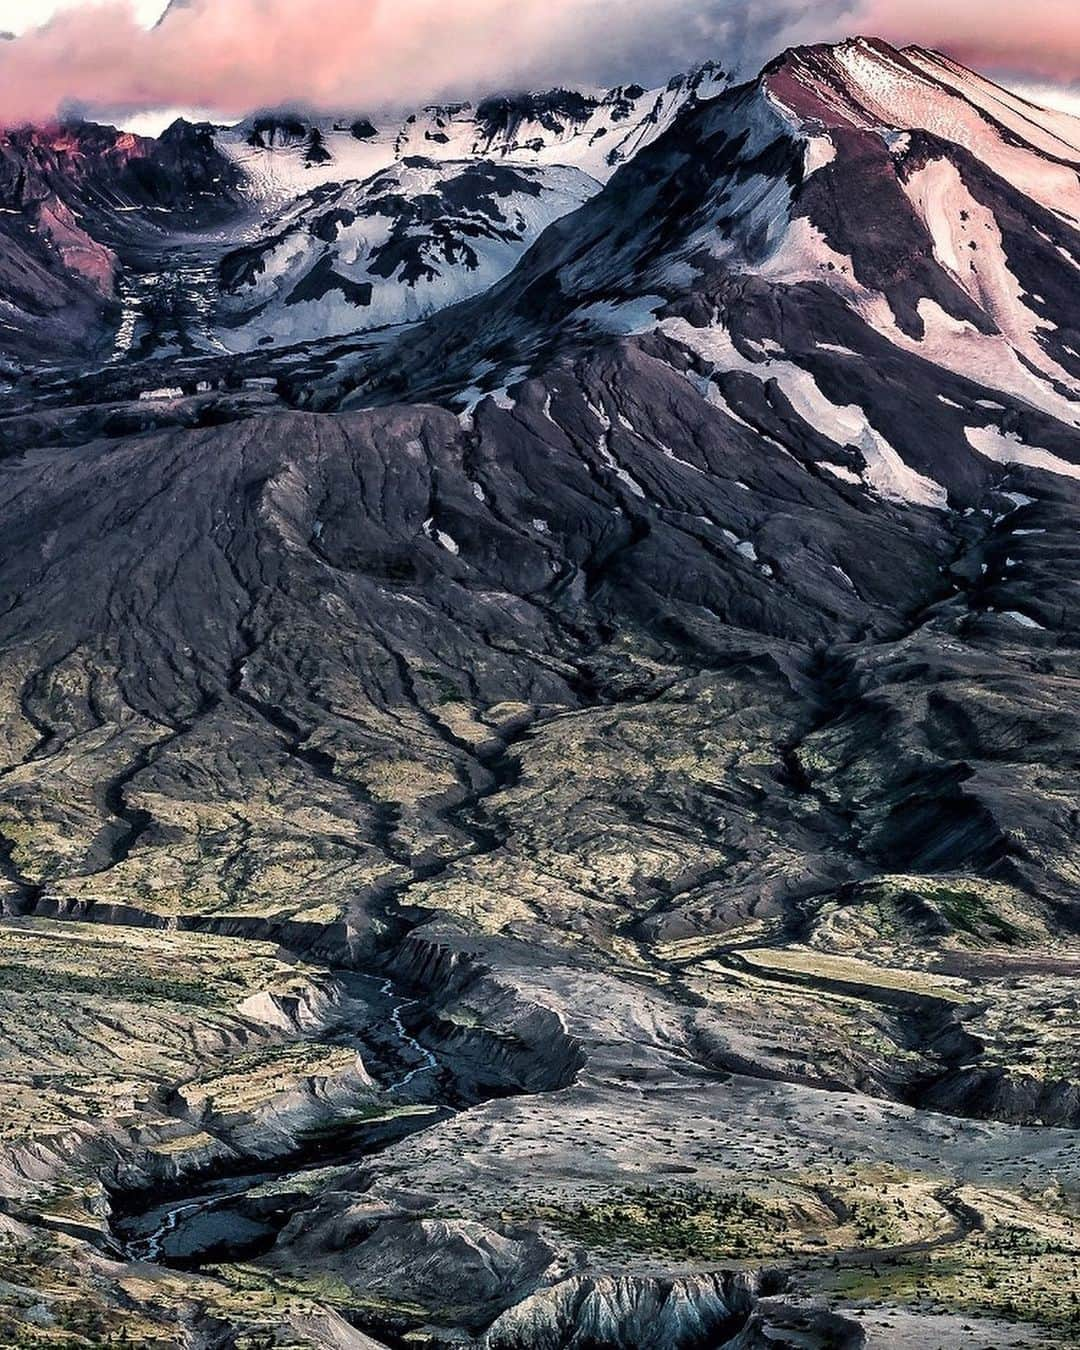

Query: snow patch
831 565 856 590
803 135 836 176
757 217 857 287
965 425 1080 481
598 440 647 498
902 157 1079 405
822 463 862 484
662 316 947 506
576 295 666 334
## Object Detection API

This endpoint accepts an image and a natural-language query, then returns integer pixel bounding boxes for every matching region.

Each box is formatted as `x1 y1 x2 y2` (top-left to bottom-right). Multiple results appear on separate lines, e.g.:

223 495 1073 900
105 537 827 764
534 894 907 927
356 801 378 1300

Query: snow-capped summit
393 63 728 177
207 61 729 347
763 37 1080 221
214 63 729 203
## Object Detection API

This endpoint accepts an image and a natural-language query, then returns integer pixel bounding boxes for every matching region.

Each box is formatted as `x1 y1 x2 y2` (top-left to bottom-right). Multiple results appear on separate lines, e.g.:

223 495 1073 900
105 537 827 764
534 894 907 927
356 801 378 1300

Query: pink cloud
862 0 1080 83
0 0 1076 129
0 0 748 125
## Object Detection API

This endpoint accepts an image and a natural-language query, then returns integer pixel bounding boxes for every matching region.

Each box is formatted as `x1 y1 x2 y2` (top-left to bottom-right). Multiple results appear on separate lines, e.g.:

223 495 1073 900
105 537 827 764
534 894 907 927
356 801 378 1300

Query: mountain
216 159 596 349
337 37 1080 511
206 64 729 348
1 36 1080 1350
0 63 726 369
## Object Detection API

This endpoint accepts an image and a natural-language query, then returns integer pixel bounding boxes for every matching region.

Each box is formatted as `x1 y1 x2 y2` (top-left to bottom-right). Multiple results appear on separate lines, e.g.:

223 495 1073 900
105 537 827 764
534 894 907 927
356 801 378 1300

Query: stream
366 975 440 1091
111 250 229 364
114 970 449 1268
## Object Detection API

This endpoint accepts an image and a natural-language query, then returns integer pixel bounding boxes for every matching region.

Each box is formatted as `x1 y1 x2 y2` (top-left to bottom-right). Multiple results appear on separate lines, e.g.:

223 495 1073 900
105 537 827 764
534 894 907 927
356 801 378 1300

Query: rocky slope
0 34 1078 1350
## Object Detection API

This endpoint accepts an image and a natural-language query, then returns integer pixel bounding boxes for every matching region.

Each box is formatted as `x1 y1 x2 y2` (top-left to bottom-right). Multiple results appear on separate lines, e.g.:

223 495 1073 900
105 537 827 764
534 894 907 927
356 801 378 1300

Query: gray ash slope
0 35 1079 1350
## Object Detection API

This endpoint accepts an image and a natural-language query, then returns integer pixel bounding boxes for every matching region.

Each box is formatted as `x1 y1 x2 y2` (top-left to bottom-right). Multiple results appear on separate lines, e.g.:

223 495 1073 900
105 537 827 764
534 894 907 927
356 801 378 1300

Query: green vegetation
926 886 1023 945
417 667 465 706
0 960 226 1008
824 1194 1080 1335
519 1184 784 1259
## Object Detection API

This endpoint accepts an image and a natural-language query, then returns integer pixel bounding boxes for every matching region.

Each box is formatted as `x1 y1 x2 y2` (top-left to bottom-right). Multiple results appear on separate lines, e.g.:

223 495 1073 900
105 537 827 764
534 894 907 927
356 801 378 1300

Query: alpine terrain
0 33 1079 1350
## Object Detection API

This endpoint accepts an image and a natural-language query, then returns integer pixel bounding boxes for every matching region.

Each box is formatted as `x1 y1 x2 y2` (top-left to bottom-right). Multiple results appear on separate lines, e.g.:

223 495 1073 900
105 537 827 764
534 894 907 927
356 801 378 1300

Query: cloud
0 0 1076 128
862 0 1080 84
1011 82 1080 119
0 0 852 125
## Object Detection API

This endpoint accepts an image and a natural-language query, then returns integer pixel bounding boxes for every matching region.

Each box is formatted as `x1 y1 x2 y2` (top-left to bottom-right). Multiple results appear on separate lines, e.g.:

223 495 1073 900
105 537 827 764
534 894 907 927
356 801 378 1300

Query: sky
0 0 167 27
0 0 1077 129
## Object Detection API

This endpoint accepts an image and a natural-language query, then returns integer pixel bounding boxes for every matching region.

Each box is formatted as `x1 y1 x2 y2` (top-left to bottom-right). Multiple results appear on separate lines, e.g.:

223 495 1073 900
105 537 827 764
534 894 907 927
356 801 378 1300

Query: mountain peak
761 36 931 125
762 33 1080 159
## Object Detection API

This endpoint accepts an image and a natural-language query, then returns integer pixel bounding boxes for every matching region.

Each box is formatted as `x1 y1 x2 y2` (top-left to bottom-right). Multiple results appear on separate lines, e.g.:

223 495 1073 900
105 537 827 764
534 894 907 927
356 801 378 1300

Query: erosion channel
109 970 453 1270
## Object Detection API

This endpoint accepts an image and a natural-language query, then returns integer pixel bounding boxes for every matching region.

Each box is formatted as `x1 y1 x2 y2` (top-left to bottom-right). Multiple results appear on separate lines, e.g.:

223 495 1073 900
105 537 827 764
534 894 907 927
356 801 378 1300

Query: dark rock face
304 127 333 166
475 89 603 143
247 114 310 148
0 119 244 236
126 117 247 214
1 35 1080 1350
285 254 374 307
